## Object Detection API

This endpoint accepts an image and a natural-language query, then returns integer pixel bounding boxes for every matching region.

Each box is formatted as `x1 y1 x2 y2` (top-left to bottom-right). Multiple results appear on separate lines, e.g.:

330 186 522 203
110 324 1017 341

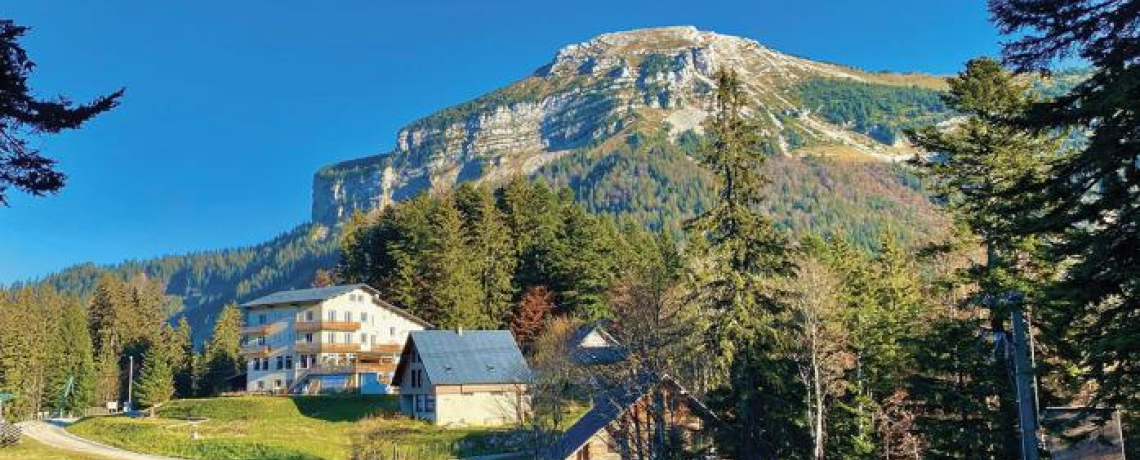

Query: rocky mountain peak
312 27 947 226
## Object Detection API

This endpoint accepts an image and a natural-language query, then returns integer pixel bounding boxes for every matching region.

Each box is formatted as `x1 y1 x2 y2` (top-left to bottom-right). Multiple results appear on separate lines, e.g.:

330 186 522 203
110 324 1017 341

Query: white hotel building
239 284 430 394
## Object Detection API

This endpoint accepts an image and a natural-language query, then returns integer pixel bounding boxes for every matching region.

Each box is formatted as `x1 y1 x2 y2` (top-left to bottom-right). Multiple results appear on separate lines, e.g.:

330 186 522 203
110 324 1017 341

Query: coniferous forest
2 2 1140 460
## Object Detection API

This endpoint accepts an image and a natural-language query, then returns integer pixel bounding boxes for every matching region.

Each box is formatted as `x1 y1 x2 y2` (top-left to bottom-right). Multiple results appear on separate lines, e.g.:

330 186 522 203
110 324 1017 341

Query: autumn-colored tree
510 286 555 348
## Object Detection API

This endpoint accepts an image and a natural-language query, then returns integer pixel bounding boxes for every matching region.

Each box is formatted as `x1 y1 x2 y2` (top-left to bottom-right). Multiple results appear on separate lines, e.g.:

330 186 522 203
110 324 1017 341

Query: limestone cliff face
312 26 938 226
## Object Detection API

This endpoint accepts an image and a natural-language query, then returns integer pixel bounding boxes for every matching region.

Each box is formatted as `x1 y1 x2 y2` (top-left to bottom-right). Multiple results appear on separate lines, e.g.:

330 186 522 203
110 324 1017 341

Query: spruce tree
989 0 1140 409
171 318 195 398
686 70 800 460
422 197 483 328
200 304 243 396
135 341 174 413
47 295 96 414
455 184 517 328
906 57 1058 459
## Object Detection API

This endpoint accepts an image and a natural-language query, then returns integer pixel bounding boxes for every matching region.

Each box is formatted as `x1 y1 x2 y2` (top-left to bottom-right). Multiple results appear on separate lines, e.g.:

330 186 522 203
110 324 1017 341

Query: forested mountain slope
35 26 983 341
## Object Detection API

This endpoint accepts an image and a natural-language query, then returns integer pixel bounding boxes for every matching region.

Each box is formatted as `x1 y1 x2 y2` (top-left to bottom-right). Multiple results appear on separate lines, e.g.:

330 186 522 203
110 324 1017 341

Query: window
276 356 284 370
361 333 367 344
371 335 377 346
304 333 314 344
414 395 423 412
328 332 337 344
305 311 314 322
361 312 368 323
258 313 267 325
299 355 309 369
285 355 293 370
344 311 351 322
345 332 353 343
274 379 283 390
328 310 336 322
390 327 396 337
257 336 266 346
425 395 436 412
257 381 265 390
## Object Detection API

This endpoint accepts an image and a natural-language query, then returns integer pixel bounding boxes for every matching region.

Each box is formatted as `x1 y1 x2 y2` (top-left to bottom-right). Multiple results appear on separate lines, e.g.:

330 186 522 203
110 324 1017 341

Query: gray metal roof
568 323 627 366
545 375 717 460
400 330 531 385
240 284 368 307
239 284 432 327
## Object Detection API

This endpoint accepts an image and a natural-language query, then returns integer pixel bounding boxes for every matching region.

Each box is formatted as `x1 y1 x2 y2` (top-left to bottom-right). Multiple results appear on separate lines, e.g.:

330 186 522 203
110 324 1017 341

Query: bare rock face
312 26 933 226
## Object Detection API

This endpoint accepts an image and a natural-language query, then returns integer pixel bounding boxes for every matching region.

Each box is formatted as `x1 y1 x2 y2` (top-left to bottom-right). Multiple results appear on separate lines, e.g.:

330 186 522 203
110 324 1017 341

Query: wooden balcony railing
295 342 361 354
307 362 391 375
294 321 361 333
240 344 270 357
241 325 270 336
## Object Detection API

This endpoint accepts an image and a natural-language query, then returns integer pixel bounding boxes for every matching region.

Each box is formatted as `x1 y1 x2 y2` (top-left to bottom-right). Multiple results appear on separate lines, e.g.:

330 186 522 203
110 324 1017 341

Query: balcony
307 362 392 375
241 325 270 336
294 321 361 333
240 344 270 357
295 342 361 354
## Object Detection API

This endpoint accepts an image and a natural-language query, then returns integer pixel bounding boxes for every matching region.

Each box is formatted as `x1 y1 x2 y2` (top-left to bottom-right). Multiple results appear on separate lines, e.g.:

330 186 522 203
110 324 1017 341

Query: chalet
568 323 626 366
547 376 717 460
392 329 531 427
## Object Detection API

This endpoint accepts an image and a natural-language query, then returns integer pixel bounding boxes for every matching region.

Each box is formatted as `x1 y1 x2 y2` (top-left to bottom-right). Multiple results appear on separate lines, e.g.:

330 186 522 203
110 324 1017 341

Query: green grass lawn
0 436 113 460
67 395 522 460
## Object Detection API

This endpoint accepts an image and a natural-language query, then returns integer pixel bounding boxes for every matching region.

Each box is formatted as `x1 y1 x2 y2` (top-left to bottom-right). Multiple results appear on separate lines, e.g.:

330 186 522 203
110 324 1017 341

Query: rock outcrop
312 26 940 226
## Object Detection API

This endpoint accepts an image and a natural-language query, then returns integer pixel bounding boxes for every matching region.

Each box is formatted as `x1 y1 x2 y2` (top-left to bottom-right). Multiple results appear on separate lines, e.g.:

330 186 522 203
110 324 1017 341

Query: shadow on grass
289 395 400 422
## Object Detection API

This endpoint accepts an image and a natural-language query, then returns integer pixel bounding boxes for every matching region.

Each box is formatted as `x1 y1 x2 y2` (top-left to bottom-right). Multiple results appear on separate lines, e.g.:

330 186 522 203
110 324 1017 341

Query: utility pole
1009 292 1040 460
127 355 134 412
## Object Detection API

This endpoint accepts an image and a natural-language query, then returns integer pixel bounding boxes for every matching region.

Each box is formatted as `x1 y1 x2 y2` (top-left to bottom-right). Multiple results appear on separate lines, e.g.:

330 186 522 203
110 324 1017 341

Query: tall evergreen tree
422 197 483 328
687 70 800 460
989 0 1140 409
87 274 131 404
199 304 243 396
47 295 96 414
906 57 1060 459
171 318 195 398
135 339 174 413
455 184 517 327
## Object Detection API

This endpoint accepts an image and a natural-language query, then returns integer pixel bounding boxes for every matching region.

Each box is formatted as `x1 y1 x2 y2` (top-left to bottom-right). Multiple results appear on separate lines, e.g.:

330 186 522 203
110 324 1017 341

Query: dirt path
16 420 190 460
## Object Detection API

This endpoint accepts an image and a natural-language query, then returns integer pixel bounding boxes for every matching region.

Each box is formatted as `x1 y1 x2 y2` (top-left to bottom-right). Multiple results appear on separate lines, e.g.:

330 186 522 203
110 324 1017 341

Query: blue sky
0 0 999 283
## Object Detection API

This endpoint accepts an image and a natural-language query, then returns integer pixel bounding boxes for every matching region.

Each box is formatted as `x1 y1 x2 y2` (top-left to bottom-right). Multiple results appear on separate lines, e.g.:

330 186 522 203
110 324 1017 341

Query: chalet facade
547 376 717 460
392 330 531 427
239 284 431 394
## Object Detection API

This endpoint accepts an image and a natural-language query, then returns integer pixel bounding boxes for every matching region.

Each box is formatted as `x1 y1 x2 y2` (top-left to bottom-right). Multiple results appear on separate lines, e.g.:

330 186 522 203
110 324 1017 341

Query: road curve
16 420 191 460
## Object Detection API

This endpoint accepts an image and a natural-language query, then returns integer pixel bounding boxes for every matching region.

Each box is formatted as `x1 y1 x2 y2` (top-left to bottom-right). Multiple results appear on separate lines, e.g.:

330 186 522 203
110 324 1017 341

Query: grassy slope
67 396 516 460
0 437 113 460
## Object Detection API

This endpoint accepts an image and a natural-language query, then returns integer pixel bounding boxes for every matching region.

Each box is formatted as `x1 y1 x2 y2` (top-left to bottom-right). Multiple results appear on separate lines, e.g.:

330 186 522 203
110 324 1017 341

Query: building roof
239 284 432 327
545 375 717 460
394 330 531 386
568 323 627 366
240 284 368 307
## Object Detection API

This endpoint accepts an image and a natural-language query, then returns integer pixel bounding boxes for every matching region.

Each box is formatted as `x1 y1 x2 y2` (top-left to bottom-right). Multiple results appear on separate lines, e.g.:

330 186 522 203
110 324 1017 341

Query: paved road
16 420 190 460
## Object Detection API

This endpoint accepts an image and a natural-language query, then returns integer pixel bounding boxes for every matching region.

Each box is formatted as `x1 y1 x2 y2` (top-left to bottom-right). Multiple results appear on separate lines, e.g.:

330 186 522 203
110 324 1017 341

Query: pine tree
171 318 195 398
455 184 517 328
686 70 801 460
427 197 484 328
989 0 1140 409
47 295 96 414
905 57 1056 459
87 274 132 405
199 304 243 396
135 341 174 413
